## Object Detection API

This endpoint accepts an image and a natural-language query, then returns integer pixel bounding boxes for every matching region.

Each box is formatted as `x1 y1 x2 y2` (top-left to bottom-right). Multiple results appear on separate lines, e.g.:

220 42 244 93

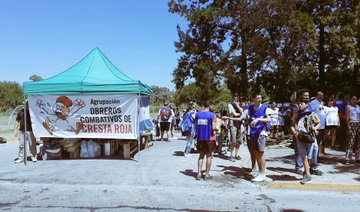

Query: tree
172 82 201 106
169 0 360 100
299 0 359 94
150 85 172 104
0 81 23 112
253 0 318 101
29 74 43 81
169 0 226 103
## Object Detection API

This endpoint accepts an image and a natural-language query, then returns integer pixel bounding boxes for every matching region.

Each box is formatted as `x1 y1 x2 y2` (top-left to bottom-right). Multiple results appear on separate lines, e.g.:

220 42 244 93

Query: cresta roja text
81 123 133 133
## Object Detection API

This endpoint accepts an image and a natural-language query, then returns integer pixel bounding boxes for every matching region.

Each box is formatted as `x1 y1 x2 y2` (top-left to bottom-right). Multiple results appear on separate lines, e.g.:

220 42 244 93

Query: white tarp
28 94 138 139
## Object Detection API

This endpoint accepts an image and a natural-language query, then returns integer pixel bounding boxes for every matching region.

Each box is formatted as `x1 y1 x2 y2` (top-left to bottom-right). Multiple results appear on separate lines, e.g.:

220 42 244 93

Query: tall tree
169 0 359 100
0 81 23 111
169 0 224 103
150 85 172 104
254 0 318 100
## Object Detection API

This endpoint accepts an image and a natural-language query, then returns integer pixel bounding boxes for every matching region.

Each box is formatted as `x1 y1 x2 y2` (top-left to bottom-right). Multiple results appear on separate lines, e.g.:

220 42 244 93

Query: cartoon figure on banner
36 96 85 135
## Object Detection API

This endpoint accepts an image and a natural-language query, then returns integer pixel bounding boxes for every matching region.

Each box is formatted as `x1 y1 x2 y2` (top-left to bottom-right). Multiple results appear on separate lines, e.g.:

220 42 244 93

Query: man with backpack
157 101 174 141
182 101 196 157
291 89 322 184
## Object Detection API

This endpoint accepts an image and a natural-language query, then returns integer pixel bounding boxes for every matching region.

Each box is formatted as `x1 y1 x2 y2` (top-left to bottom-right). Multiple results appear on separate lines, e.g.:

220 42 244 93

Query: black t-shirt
16 109 32 132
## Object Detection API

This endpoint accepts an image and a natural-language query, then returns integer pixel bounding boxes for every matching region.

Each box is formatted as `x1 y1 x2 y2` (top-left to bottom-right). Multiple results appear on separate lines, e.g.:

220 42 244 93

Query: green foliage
214 87 232 104
29 74 43 81
150 85 173 104
0 81 23 112
172 82 200 106
169 0 360 100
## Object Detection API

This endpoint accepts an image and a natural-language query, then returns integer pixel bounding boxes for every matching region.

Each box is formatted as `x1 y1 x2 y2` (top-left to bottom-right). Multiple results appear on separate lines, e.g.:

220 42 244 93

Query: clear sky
0 0 187 90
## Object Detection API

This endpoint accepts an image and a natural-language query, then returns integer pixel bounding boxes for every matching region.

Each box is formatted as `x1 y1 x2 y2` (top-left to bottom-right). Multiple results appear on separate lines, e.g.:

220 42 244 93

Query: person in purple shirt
334 94 348 148
195 100 216 180
334 94 348 117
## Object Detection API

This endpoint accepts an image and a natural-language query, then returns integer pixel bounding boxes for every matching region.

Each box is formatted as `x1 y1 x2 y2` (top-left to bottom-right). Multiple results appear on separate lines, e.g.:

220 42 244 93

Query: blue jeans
184 129 195 154
310 141 318 169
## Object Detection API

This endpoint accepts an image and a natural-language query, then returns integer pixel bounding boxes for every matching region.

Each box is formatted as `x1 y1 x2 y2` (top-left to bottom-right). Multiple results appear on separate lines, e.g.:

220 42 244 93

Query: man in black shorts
157 102 173 141
195 100 216 180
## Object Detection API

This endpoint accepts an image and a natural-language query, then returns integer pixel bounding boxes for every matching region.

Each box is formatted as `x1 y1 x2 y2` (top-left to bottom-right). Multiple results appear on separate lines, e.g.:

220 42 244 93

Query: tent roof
23 48 153 95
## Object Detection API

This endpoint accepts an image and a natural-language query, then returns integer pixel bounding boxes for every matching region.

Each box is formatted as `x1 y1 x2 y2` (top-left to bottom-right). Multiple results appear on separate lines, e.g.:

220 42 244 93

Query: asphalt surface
0 132 359 211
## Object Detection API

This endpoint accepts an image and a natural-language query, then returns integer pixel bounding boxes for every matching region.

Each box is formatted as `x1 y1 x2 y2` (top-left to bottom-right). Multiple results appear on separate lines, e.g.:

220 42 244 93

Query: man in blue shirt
309 91 326 155
247 94 271 182
195 100 216 180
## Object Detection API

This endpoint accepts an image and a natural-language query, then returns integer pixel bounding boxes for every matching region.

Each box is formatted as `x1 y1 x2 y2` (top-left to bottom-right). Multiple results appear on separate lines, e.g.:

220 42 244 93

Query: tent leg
23 96 27 165
136 93 141 162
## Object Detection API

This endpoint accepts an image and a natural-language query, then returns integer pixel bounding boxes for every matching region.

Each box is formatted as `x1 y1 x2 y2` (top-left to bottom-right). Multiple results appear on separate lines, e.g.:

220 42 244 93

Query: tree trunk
240 31 248 97
319 21 325 90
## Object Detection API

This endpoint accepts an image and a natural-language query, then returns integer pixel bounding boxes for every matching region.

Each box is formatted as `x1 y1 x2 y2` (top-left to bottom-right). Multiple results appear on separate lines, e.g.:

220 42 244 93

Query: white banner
28 94 138 139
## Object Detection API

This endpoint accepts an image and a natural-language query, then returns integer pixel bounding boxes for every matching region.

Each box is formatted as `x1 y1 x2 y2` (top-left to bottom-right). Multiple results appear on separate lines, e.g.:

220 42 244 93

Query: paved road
0 133 359 211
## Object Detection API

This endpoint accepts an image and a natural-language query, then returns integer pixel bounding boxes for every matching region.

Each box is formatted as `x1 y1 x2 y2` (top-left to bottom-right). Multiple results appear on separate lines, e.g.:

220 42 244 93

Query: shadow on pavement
267 166 297 174
266 174 300 181
213 154 231 161
173 151 184 157
179 169 198 179
267 154 294 165
216 165 247 179
266 166 301 181
317 155 342 165
328 163 360 175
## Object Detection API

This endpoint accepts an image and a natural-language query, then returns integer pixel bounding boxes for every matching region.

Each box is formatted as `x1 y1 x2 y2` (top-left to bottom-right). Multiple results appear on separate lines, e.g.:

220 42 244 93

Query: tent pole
137 92 141 162
23 95 27 165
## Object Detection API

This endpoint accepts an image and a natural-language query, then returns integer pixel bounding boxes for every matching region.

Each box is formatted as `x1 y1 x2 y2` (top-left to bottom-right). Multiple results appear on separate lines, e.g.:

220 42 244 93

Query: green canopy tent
21 48 153 163
23 47 152 95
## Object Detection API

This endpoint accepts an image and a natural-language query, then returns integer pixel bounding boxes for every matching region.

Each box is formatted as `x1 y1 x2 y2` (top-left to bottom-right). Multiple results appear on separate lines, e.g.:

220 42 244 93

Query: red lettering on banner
81 124 132 134
114 124 132 133
82 124 112 133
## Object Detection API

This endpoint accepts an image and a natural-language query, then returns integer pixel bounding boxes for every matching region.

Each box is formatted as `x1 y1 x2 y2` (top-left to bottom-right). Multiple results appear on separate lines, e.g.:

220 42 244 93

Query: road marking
268 181 360 191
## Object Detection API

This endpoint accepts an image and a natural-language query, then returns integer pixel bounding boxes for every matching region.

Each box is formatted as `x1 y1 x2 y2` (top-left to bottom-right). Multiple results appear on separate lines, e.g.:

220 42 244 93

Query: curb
267 181 360 191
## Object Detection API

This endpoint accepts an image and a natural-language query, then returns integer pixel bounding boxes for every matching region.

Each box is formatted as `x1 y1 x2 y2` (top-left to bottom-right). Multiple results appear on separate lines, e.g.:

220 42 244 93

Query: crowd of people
13 90 359 185
155 90 360 184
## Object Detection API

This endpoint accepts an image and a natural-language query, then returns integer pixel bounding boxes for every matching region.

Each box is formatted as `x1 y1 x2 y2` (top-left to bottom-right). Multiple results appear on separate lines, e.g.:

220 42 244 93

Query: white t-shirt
268 107 279 126
227 102 242 127
240 109 249 135
309 99 326 129
348 105 360 122
323 106 339 126
278 111 286 126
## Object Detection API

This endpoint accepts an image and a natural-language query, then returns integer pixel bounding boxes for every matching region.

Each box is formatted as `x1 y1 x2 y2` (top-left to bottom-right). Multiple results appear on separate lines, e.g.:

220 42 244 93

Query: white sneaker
251 174 266 182
31 157 38 163
14 158 23 164
250 171 259 178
